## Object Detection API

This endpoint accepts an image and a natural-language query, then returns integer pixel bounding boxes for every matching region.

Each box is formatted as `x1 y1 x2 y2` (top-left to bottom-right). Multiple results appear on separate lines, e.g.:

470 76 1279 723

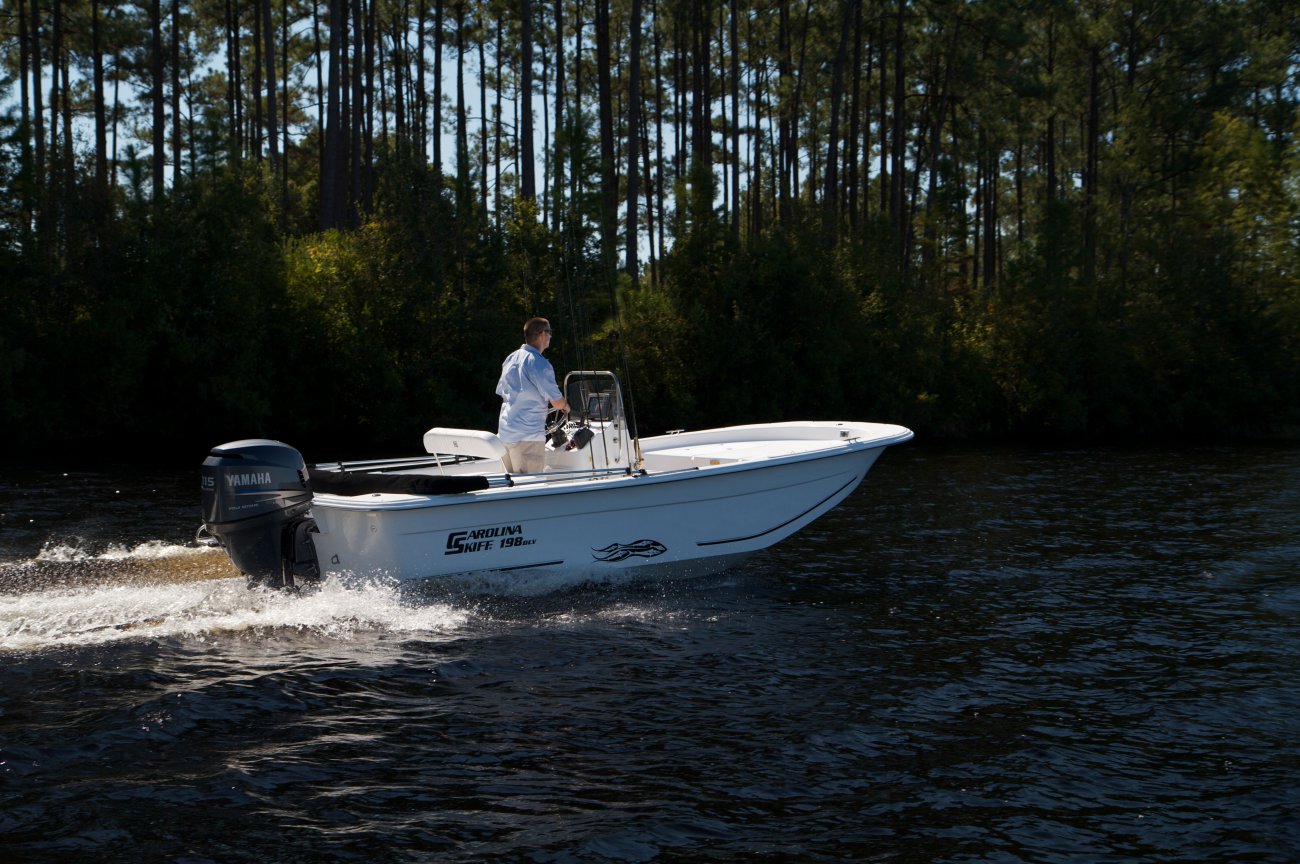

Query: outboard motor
200 439 321 590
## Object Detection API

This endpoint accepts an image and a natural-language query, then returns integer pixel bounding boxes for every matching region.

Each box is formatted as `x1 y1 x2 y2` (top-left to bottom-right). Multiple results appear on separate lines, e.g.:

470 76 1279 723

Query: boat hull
309 422 907 584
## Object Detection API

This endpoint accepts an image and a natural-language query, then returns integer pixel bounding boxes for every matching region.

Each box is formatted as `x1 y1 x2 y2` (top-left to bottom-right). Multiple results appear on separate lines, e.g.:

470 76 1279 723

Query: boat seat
422 428 509 461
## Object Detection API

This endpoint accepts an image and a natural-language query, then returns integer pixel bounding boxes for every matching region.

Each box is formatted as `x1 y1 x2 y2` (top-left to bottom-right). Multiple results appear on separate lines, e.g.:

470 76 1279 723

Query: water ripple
2 445 1299 862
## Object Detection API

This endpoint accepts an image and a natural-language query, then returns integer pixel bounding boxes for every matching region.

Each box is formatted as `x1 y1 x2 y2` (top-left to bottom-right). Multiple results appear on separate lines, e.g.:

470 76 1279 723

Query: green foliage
628 216 868 432
0 166 288 453
3 0 1299 454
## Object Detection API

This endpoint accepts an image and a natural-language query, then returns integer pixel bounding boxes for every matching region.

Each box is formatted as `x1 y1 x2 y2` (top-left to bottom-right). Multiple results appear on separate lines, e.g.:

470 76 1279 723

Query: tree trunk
571 0 583 219
496 16 504 211
252 0 262 158
878 15 888 218
349 0 364 226
789 2 811 204
479 12 489 212
640 89 657 285
691 0 710 169
58 5 72 232
61 39 72 174
455 0 469 207
363 0 375 215
379 18 391 145
982 141 997 293
227 0 241 160
750 15 765 240
552 0 565 231
626 0 642 281
921 18 958 276
972 137 980 294
595 0 617 275
31 0 46 223
729 0 740 238
652 0 665 272
392 1 403 150
1014 135 1024 242
91 0 108 197
777 1 790 224
717 4 727 220
1044 17 1056 203
50 0 60 199
765 57 780 226
151 0 166 200
672 11 683 178
282 0 290 218
521 0 537 201
1083 43 1099 285
172 0 183 184
824 0 854 242
846 0 862 232
18 0 32 225
262 0 280 176
321 0 345 228
433 0 443 174
416 0 428 159
890 0 905 241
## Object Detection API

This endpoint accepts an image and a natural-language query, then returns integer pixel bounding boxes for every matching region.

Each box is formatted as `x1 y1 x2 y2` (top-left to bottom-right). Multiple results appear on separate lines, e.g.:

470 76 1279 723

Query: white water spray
0 544 472 652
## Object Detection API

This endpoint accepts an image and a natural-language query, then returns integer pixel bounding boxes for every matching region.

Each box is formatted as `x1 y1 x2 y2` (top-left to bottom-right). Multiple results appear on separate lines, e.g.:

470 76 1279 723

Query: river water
1 443 1298 862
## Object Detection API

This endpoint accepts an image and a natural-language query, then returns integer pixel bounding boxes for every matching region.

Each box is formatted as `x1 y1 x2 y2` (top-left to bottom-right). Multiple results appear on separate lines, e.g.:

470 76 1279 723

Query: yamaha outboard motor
200 439 321 590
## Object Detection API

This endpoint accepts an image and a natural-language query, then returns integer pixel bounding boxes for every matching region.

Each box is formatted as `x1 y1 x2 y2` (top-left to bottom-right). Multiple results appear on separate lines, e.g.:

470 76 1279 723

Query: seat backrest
422 428 509 461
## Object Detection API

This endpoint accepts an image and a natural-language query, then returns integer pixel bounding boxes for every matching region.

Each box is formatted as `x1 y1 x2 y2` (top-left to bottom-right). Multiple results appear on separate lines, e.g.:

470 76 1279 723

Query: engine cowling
200 439 320 589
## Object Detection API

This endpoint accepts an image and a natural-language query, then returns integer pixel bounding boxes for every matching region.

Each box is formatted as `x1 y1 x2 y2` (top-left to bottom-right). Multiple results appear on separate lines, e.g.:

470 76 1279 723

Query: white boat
200 372 912 589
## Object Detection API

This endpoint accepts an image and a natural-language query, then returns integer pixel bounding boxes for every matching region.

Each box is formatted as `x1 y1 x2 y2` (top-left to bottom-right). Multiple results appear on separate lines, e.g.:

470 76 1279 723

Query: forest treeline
1 0 1298 459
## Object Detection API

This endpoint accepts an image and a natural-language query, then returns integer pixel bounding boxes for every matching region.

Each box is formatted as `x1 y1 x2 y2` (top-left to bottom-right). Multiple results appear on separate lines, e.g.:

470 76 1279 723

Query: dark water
2 444 1298 863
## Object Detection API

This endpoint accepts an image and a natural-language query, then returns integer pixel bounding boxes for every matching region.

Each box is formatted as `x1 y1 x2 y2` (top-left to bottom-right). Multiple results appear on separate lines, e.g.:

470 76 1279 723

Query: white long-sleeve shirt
495 343 563 444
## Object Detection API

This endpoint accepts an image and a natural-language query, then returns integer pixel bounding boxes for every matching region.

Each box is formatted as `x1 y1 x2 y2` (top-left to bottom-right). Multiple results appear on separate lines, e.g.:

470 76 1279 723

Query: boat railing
491 465 639 487
314 454 485 474
314 457 639 488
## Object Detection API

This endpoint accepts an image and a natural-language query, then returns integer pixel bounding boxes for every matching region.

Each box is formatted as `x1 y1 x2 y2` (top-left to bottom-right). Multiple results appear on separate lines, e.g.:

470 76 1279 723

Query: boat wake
0 537 714 653
0 543 472 652
1 540 239 592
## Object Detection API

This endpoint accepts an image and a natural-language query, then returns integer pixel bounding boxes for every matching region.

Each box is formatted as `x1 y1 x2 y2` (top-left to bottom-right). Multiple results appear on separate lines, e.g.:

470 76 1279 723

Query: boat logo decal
226 471 273 488
446 523 536 555
591 540 667 562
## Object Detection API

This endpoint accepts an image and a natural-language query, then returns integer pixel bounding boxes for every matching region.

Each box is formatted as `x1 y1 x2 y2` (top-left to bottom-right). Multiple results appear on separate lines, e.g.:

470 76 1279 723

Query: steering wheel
546 408 568 446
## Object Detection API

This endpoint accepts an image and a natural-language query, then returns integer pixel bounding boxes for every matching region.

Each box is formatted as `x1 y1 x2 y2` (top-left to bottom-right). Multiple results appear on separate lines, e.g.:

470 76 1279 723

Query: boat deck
641 438 833 470
310 421 913 508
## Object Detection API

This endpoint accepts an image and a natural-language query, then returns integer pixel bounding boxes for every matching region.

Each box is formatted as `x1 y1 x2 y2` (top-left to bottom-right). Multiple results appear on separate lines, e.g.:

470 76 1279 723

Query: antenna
608 275 644 470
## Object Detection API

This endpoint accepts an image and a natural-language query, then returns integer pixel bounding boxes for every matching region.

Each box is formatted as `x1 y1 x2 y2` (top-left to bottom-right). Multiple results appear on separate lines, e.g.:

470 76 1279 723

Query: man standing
496 317 570 473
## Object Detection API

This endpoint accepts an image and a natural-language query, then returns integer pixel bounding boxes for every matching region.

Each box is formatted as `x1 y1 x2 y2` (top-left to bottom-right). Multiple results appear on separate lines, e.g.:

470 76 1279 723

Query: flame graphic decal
591 539 668 562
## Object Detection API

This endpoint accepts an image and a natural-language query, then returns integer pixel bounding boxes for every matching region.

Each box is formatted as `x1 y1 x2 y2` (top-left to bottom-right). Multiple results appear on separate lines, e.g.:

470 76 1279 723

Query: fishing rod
554 196 644 470
607 258 644 471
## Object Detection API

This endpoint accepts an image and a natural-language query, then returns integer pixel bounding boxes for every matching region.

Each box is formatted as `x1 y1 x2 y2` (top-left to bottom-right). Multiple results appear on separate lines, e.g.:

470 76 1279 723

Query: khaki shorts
503 440 546 474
